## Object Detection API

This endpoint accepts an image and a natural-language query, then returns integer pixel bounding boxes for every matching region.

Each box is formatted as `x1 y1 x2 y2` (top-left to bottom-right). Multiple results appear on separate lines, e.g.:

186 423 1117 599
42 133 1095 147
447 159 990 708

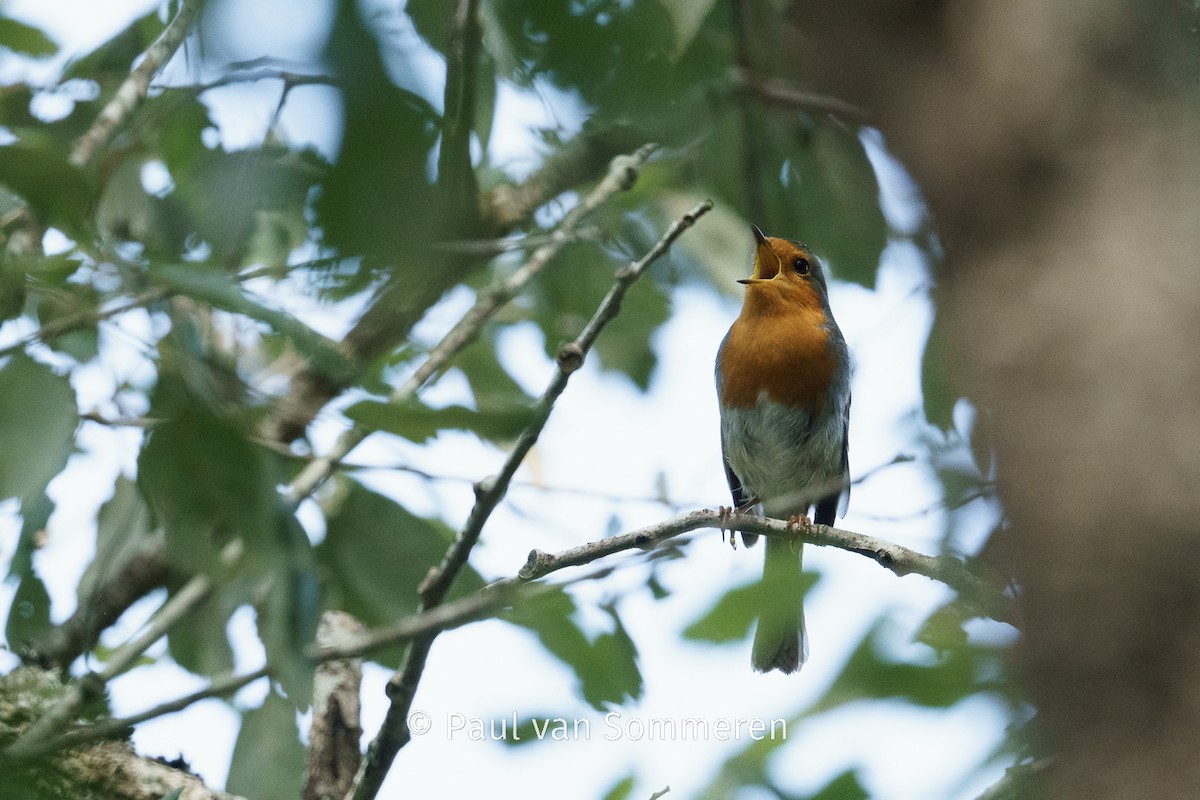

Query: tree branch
285 145 657 505
33 667 269 758
303 612 363 800
314 508 1010 664
345 199 713 800
730 67 869 122
2 543 241 761
69 0 201 168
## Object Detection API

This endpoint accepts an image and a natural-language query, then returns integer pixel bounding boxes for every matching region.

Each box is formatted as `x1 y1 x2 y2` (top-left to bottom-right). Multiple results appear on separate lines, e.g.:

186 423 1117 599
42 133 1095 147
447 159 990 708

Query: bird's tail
752 537 808 673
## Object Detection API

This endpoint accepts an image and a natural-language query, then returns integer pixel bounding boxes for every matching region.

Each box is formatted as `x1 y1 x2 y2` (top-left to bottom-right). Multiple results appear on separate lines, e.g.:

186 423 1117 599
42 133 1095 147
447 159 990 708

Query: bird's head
738 226 830 312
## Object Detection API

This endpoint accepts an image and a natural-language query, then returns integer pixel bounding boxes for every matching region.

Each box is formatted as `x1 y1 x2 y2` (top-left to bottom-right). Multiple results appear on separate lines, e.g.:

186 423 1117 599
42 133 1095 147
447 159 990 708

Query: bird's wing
722 438 749 508
837 392 851 517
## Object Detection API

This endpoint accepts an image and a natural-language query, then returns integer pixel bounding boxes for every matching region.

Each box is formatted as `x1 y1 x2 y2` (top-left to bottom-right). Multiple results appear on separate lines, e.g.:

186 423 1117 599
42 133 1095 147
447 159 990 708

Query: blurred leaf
225 690 307 800
601 774 636 800
0 145 94 236
78 476 157 603
502 591 643 710
922 308 955 428
0 353 77 503
810 620 986 715
783 118 886 289
173 147 324 266
455 330 535 408
64 10 165 86
316 2 443 265
916 598 973 656
34 283 100 362
7 492 52 579
159 789 184 800
316 479 483 667
137 370 282 574
150 263 351 382
255 514 320 707
344 398 533 444
684 573 819 644
659 0 719 59
165 577 242 678
0 259 27 324
811 770 871 800
0 18 57 57
5 570 51 653
533 240 670 390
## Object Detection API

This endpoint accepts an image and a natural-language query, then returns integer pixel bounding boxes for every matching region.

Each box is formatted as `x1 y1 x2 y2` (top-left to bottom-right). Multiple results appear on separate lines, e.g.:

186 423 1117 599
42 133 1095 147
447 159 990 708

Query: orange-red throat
737 226 824 315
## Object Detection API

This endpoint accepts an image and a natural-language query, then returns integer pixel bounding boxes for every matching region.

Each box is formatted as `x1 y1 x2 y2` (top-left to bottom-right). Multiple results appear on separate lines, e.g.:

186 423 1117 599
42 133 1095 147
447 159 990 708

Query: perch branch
316 508 1011 665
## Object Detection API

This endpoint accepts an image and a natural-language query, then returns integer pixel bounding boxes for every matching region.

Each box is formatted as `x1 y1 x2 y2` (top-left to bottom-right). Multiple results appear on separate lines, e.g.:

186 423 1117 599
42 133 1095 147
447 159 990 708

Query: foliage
0 1 1006 799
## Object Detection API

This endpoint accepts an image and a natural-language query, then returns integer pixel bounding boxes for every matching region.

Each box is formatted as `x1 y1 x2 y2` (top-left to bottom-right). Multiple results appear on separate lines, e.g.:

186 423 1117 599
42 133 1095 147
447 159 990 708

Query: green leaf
810 620 986 714
777 117 887 289
0 145 94 236
172 147 324 266
316 479 483 667
0 17 57 57
150 263 351 383
316 3 444 262
0 353 77 503
658 0 720 59
64 10 165 86
502 592 643 710
137 371 282 574
78 477 158 604
533 239 671 390
165 578 241 678
7 493 52 579
601 774 636 800
922 308 955 429
255 514 320 707
5 570 52 654
33 283 100 362
225 690 307 800
344 398 533 444
811 770 871 800
684 573 819 644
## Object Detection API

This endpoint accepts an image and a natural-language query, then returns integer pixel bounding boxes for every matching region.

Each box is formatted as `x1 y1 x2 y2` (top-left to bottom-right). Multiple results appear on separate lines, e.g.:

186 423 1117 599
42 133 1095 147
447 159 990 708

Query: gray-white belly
720 394 845 517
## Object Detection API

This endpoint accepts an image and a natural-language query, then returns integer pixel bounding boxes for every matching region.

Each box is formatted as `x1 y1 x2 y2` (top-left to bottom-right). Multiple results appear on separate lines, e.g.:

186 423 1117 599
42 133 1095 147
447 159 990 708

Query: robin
716 226 851 673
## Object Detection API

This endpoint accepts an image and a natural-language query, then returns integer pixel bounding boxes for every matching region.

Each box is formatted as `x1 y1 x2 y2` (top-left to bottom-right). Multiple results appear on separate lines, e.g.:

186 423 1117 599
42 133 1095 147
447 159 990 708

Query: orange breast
719 306 836 412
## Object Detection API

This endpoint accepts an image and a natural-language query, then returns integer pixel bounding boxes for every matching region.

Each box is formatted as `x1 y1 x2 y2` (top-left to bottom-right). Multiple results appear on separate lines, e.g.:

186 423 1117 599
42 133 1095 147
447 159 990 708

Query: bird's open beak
738 225 778 284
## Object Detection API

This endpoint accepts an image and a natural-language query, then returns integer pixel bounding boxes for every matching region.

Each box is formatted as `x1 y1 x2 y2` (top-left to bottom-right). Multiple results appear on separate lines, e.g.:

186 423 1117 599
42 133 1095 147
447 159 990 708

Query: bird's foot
785 514 812 554
718 506 732 545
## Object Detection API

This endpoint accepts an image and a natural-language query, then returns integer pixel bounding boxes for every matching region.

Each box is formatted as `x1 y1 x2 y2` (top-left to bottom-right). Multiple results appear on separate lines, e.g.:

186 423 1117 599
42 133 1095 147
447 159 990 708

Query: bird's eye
793 257 810 275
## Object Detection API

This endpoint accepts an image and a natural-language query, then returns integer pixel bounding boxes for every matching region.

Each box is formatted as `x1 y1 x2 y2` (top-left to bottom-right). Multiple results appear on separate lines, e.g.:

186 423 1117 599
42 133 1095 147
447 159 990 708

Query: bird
715 226 851 673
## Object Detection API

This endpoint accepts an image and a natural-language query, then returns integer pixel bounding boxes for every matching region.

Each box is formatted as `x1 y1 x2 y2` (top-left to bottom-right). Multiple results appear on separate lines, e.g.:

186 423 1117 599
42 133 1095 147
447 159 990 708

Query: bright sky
0 2 1010 798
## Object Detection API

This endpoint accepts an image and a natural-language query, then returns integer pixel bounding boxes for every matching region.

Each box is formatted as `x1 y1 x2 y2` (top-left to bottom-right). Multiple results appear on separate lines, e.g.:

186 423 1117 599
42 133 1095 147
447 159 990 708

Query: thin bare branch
69 0 201 168
3 569 217 760
346 200 713 800
0 287 170 360
730 67 870 122
314 507 1010 664
286 145 657 506
34 667 269 757
153 69 339 94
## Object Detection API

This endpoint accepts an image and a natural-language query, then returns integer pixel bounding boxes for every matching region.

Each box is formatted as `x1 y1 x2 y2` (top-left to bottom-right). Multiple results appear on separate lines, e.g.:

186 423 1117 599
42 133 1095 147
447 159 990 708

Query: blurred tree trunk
788 0 1200 796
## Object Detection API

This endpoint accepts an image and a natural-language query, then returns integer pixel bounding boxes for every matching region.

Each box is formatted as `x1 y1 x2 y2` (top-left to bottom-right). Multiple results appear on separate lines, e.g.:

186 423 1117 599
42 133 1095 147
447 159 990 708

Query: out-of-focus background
7 1 1194 799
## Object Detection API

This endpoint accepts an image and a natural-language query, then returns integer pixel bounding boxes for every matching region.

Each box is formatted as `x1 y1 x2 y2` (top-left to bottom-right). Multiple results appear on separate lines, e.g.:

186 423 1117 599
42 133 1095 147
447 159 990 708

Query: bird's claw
785 514 812 554
718 505 740 550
